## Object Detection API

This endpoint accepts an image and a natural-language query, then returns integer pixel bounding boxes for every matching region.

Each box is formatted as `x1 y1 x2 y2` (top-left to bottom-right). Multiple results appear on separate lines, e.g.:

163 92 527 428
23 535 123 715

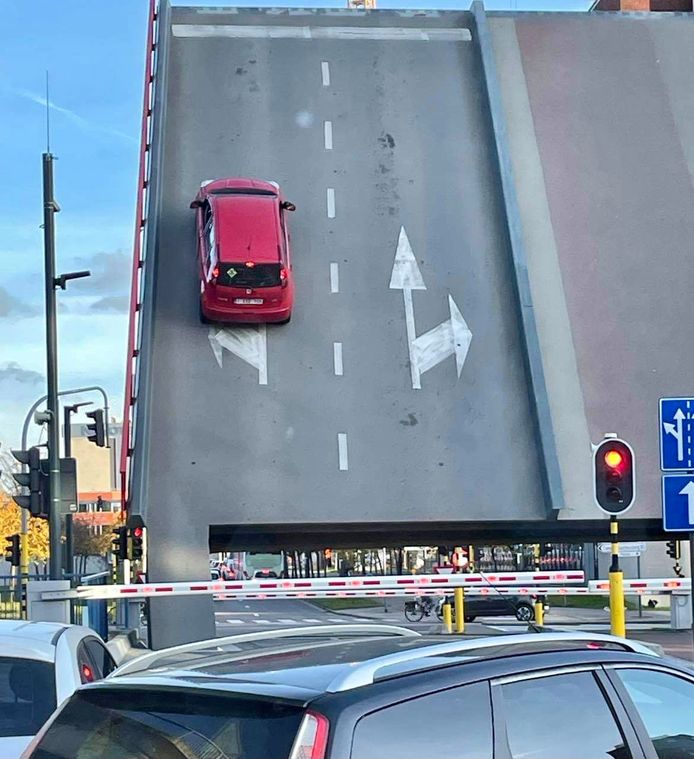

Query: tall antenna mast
45 71 50 153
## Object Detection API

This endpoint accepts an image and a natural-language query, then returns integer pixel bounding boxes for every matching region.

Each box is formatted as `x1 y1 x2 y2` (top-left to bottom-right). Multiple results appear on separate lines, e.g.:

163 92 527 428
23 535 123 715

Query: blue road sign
659 397 694 471
662 474 694 532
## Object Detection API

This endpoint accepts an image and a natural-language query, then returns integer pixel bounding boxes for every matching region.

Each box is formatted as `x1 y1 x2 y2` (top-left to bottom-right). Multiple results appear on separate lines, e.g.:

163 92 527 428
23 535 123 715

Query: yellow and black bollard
442 600 453 634
609 516 626 637
455 587 465 634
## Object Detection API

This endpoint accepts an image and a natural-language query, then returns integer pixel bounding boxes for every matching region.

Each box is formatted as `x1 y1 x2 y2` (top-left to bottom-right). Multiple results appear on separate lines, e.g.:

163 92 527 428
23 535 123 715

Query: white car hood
0 734 32 759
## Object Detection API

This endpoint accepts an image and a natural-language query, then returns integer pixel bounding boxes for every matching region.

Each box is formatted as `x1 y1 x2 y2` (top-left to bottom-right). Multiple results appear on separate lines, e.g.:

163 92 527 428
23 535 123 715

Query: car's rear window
30 688 304 759
218 263 281 288
0 657 56 737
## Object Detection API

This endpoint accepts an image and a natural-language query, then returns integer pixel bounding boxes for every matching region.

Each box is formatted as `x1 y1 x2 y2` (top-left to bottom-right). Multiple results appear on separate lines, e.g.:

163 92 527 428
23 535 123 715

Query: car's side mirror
281 201 296 212
190 199 202 209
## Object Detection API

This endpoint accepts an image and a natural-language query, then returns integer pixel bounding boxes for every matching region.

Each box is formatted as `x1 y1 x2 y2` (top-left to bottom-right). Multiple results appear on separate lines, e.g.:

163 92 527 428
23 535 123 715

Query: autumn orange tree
0 492 49 562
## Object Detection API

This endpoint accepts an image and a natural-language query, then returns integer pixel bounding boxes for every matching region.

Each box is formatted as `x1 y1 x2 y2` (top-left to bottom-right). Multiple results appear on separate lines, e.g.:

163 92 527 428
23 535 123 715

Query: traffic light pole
42 153 63 581
609 516 626 637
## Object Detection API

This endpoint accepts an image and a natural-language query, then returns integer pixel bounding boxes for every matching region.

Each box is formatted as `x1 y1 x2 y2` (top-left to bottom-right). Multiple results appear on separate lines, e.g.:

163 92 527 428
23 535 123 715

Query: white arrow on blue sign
662 474 694 532
660 397 694 471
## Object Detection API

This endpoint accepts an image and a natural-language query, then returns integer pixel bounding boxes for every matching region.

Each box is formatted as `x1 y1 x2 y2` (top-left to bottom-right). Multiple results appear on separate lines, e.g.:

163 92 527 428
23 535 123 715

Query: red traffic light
132 526 144 539
604 450 623 469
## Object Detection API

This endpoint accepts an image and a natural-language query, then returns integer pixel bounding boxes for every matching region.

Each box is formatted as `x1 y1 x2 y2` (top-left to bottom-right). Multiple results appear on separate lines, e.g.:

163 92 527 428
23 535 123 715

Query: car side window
84 638 117 679
351 681 492 759
499 671 632 759
615 668 694 758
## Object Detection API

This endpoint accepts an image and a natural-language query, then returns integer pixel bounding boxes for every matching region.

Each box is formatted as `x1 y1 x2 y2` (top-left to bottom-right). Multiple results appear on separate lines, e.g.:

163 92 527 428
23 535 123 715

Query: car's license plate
234 298 263 305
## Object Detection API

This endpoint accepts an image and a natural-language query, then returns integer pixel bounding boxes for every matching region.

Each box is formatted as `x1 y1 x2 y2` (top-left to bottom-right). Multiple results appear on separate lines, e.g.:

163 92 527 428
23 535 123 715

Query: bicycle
403 596 447 623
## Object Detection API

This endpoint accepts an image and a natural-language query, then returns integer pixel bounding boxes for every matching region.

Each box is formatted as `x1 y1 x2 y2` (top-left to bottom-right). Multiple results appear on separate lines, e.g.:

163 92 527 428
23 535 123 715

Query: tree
0 492 49 562
72 518 114 558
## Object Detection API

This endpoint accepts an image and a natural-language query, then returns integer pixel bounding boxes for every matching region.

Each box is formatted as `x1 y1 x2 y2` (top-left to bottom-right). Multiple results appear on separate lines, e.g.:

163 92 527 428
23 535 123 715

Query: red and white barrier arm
590 578 691 593
39 571 585 602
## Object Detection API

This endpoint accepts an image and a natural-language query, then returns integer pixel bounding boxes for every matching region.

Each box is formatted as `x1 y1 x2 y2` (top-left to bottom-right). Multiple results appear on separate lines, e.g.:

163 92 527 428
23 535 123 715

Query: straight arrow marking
680 480 694 525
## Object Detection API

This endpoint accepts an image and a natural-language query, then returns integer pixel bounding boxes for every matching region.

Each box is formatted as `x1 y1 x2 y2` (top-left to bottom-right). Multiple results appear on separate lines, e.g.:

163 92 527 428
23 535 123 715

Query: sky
0 0 590 452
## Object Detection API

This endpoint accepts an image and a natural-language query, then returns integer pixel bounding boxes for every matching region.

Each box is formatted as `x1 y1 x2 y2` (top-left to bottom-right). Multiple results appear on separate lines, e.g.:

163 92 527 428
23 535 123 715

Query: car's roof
0 620 76 662
106 630 664 701
213 193 280 264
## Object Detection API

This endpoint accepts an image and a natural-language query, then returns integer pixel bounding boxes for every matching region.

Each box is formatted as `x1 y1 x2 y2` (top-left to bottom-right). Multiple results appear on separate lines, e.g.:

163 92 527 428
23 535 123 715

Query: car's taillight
289 711 329 759
81 663 95 683
280 267 288 288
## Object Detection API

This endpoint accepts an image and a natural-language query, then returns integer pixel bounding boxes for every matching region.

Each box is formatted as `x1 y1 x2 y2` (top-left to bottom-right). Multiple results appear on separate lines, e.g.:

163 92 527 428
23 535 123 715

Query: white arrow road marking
389 227 426 291
208 326 268 385
679 480 694 525
411 295 473 379
664 408 686 462
389 227 472 389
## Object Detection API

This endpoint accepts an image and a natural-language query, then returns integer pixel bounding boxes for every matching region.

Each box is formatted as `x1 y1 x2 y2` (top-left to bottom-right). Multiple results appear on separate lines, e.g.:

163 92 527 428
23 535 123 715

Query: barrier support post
534 597 544 626
442 601 453 634
455 588 465 634
609 516 626 637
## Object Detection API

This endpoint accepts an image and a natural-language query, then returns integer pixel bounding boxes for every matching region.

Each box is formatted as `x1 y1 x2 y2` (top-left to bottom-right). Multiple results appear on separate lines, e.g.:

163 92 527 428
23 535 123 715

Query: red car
190 178 295 324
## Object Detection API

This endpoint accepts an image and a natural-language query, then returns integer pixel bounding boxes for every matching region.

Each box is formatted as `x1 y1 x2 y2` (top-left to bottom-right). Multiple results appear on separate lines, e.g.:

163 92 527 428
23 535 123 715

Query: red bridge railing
120 0 159 512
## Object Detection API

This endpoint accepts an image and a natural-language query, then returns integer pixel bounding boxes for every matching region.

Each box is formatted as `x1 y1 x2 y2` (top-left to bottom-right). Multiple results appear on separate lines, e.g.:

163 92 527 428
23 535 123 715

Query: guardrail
120 0 159 511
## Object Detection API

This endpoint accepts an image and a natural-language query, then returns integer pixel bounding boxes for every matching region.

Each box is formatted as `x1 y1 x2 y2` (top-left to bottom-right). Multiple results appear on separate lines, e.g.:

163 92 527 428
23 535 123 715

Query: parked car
0 620 118 758
459 593 548 622
21 625 694 758
190 177 295 324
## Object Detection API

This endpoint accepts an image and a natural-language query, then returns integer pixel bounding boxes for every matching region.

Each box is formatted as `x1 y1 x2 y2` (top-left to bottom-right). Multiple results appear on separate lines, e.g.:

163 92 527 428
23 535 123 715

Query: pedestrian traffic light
85 409 106 447
666 539 680 560
3 534 20 567
11 447 47 518
129 526 144 561
593 438 635 515
112 526 127 562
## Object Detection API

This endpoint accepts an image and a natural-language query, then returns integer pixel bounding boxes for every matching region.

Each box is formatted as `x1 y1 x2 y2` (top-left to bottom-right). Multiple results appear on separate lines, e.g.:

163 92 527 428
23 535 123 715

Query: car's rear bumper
202 302 291 324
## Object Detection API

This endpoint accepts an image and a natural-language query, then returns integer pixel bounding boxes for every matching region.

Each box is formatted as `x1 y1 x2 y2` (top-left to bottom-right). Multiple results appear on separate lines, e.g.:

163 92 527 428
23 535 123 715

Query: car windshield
31 688 304 759
0 657 56 738
218 263 281 288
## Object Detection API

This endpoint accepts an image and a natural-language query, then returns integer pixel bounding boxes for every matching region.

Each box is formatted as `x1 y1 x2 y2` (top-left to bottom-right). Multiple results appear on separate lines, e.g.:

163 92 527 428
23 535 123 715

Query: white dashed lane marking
321 61 330 86
324 120 333 150
333 342 343 376
327 188 336 218
330 263 339 293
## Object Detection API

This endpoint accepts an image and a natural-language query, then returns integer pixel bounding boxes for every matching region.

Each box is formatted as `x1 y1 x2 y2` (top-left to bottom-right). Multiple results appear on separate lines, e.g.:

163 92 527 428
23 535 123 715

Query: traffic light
129 526 144 561
112 526 127 562
3 534 20 567
593 438 635 515
11 447 47 518
666 539 680 560
85 409 106 447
